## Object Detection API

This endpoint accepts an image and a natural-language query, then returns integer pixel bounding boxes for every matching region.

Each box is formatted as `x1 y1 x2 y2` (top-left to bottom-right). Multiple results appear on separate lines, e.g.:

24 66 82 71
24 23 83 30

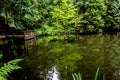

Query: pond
1 34 120 80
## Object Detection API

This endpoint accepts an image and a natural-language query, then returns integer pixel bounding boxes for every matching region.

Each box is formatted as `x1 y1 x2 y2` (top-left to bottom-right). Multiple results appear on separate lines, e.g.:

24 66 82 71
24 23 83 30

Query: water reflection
1 34 120 80
46 66 60 80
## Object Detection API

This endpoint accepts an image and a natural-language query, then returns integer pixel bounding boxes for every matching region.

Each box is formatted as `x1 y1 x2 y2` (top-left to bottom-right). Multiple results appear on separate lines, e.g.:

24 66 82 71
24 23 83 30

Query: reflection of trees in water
20 35 105 80
49 42 83 80
74 35 105 80
21 41 83 80
0 39 35 61
2 35 120 80
0 39 36 80
16 35 120 80
0 40 20 61
104 34 120 80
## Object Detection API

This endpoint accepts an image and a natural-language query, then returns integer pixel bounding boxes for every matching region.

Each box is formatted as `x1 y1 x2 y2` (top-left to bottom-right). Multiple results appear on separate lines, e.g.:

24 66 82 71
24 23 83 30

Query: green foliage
0 53 3 59
35 0 54 24
0 0 39 29
1 0 120 34
103 74 105 80
50 0 81 33
0 76 6 80
35 24 55 36
94 67 99 80
0 53 23 80
72 73 82 80
104 0 120 30
0 59 23 78
78 0 106 33
72 67 105 80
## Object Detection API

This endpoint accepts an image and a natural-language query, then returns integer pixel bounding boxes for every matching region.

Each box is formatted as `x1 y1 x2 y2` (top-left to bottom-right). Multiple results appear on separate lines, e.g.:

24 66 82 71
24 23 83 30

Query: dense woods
0 0 120 35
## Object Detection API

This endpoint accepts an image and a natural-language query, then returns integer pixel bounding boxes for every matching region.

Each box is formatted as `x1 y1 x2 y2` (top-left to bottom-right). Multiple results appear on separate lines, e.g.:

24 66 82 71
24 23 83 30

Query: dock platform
0 30 36 40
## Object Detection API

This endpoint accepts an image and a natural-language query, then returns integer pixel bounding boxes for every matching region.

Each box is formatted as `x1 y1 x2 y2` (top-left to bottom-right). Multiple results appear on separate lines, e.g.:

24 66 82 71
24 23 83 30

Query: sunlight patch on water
46 66 60 80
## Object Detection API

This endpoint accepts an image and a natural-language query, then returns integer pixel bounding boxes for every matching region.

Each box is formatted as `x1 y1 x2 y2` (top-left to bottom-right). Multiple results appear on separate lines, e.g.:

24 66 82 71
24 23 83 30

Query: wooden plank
6 35 24 38
0 35 6 39
0 30 36 40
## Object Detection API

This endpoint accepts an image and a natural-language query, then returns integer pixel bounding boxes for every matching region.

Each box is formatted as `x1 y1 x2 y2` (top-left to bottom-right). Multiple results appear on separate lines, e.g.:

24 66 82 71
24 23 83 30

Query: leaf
0 53 3 59
72 74 76 80
72 73 82 80
103 73 105 80
8 21 16 28
0 11 6 18
0 59 23 78
94 67 100 80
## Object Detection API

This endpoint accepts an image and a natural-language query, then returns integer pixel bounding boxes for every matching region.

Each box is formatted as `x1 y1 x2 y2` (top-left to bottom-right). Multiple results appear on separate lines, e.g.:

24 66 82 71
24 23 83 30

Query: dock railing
0 30 36 40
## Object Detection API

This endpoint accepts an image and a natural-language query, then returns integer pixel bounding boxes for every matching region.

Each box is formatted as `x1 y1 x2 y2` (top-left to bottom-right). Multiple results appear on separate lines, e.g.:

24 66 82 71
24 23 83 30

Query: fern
0 76 6 80
0 59 23 79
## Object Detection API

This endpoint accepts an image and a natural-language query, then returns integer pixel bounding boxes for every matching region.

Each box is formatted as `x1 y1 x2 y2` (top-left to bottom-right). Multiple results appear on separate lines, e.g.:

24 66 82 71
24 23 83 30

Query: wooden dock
0 35 6 39
0 30 36 40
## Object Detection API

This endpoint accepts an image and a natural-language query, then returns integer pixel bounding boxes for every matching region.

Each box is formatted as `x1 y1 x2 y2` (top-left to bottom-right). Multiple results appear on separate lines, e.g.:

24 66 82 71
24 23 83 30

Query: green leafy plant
50 0 81 34
0 53 23 80
35 24 55 36
72 67 105 80
94 67 99 80
0 0 39 29
0 59 23 79
77 0 106 33
1 0 120 34
104 0 120 30
72 73 82 80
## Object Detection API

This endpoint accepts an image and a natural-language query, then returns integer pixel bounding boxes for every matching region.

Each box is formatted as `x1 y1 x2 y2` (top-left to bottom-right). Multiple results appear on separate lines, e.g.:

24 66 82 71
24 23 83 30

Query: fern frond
0 59 23 78
0 76 7 80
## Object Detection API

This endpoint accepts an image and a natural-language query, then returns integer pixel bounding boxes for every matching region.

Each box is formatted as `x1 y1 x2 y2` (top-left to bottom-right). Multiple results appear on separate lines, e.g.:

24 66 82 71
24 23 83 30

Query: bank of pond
0 34 120 80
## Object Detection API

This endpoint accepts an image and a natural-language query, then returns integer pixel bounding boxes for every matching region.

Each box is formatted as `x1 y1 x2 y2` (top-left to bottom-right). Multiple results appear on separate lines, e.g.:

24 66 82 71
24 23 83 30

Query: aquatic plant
72 67 105 80
94 67 99 80
72 73 82 80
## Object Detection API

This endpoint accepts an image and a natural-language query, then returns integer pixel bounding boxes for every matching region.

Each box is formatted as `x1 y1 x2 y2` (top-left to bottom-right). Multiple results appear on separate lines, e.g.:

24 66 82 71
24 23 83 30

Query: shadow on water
1 34 120 80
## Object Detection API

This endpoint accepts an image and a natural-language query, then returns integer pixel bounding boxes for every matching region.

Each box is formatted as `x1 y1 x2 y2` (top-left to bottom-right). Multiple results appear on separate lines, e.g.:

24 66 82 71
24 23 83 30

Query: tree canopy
0 0 120 34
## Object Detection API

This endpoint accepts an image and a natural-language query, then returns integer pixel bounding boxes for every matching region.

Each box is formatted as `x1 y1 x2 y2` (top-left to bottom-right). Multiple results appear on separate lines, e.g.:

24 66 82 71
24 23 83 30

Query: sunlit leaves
50 0 81 29
1 0 120 33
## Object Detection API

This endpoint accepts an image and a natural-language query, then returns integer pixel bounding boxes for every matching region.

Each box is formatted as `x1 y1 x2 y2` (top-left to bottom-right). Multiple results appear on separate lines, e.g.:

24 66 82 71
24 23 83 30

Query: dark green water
1 34 120 80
